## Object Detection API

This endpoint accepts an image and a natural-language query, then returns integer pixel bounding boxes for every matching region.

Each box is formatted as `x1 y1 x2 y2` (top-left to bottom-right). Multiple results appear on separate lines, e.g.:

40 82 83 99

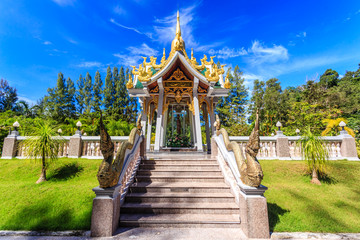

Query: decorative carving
170 11 186 54
215 111 264 187
198 85 207 93
190 48 205 71
201 54 215 65
131 62 153 82
126 73 133 89
162 98 169 114
224 72 231 89
149 85 159 93
96 113 142 188
187 98 195 115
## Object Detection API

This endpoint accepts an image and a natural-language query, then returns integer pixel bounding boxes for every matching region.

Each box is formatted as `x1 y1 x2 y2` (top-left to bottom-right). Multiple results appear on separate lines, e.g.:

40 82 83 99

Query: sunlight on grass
0 158 359 232
261 160 360 233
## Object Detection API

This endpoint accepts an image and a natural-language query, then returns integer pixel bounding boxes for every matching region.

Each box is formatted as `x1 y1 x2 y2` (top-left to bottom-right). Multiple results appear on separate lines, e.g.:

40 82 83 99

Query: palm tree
21 120 64 184
299 127 329 185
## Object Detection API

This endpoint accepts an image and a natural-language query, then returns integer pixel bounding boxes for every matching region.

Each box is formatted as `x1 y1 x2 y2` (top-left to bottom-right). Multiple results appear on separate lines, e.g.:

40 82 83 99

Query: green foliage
20 120 65 182
322 118 355 137
103 66 114 114
299 127 329 178
92 70 103 111
0 78 18 112
167 135 191 147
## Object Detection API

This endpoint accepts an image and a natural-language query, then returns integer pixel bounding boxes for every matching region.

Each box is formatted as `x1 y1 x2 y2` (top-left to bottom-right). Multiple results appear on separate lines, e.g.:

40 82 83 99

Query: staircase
119 153 240 228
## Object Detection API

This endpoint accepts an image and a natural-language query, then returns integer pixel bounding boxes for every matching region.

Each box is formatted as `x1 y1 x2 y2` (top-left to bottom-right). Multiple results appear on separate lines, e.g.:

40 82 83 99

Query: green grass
0 158 101 231
0 158 359 232
261 160 360 233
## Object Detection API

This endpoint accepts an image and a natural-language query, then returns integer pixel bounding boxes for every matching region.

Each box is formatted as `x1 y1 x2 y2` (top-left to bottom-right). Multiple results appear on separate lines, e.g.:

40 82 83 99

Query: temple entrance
164 103 194 149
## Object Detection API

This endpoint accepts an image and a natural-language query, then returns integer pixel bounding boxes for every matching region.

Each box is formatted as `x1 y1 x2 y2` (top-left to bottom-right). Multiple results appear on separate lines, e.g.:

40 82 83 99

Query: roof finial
176 10 181 37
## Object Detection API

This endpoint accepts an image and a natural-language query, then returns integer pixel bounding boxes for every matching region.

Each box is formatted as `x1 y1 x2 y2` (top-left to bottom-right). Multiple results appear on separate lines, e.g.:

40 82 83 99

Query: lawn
0 158 101 231
261 160 360 233
0 158 359 232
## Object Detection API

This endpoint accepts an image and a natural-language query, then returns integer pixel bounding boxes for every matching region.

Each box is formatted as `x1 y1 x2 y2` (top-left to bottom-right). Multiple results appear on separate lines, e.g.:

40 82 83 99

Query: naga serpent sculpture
215 110 264 187
97 113 142 188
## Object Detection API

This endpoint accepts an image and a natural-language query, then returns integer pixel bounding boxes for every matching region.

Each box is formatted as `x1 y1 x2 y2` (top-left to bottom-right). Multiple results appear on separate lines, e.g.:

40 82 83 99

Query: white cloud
67 38 78 44
18 96 36 106
110 18 152 39
296 32 307 38
208 47 247 59
76 61 103 68
114 5 126 15
246 40 289 65
153 3 200 48
114 43 158 66
43 41 52 45
52 0 75 7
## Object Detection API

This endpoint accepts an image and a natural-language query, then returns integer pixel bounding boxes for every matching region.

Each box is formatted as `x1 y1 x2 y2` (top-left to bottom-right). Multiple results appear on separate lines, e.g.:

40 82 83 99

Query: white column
140 98 147 136
160 108 168 147
154 88 164 152
193 92 203 152
189 111 194 146
203 104 211 154
209 98 216 135
146 104 153 152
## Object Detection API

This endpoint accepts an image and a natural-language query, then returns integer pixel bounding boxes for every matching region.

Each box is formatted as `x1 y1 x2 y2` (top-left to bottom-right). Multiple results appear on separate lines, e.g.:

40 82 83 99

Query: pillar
209 99 216 136
339 131 359 160
238 186 270 239
154 87 164 152
203 104 211 154
69 132 82 158
193 92 203 152
146 104 154 152
276 131 290 159
1 130 19 159
91 184 121 237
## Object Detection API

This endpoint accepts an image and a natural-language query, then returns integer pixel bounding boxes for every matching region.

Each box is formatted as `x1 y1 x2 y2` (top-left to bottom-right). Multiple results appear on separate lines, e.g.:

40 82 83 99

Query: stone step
121 202 239 214
135 175 224 182
125 192 235 203
139 164 220 171
142 159 217 165
129 182 231 193
119 214 240 228
137 170 222 176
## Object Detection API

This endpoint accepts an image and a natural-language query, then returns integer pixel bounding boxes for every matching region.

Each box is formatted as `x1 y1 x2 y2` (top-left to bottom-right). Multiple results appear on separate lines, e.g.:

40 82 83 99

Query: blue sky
1 0 360 105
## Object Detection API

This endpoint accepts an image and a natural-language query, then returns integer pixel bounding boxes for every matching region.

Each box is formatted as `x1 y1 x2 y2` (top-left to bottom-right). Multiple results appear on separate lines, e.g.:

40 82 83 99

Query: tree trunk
310 168 321 185
36 155 47 184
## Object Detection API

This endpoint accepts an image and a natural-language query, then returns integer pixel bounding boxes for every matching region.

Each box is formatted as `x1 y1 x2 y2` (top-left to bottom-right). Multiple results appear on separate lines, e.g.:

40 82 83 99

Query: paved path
1 229 360 240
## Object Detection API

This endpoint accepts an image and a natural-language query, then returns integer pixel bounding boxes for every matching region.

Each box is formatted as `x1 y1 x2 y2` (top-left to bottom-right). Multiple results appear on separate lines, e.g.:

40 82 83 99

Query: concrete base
239 188 270 239
68 137 82 158
341 137 359 159
276 137 290 158
91 184 121 237
1 137 17 158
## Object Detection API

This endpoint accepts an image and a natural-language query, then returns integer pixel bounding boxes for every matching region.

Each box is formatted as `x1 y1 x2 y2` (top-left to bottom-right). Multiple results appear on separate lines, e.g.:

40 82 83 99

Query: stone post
276 131 290 159
154 86 164 152
1 130 19 159
91 184 121 237
339 131 359 160
238 185 270 239
211 137 218 158
68 132 82 158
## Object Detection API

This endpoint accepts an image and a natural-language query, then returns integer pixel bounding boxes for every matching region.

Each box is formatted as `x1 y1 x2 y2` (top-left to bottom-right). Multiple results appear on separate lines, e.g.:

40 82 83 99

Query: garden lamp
76 121 82 131
296 129 300 136
276 121 282 131
57 128 62 135
13 121 20 131
339 121 346 131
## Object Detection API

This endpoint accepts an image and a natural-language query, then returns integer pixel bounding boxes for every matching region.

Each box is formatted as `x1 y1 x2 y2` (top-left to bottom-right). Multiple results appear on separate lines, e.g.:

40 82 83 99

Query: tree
322 118 355 137
21 120 64 183
92 70 103 112
84 72 93 114
249 79 265 123
299 127 329 185
103 66 114 114
65 77 76 118
76 74 85 114
262 78 282 135
0 79 18 112
319 69 339 89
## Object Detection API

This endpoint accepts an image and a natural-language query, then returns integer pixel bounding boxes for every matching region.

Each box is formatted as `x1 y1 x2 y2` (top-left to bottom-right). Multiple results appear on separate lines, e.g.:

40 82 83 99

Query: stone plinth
1 136 17 159
340 135 359 160
239 185 270 239
68 136 82 158
276 136 290 159
91 184 121 237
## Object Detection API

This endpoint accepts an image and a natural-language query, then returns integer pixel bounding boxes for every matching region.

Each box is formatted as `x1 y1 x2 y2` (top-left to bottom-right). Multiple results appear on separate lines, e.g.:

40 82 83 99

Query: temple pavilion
126 11 230 152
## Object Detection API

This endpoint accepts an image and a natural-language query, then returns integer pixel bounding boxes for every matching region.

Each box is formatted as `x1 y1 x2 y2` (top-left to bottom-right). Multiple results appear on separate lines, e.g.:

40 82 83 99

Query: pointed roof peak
176 10 181 37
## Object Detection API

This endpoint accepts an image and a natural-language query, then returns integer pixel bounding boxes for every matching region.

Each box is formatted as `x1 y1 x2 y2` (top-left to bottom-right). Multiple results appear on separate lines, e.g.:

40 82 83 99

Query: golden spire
171 10 186 53
176 10 181 38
